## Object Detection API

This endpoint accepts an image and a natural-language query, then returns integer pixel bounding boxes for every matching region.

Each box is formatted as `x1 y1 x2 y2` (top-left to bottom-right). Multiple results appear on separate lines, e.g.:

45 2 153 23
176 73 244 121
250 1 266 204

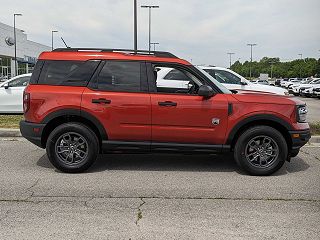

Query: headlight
297 105 307 123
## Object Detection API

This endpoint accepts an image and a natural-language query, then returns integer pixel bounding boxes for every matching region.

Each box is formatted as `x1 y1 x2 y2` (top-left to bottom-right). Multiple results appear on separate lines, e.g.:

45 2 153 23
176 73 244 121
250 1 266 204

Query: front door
149 64 229 145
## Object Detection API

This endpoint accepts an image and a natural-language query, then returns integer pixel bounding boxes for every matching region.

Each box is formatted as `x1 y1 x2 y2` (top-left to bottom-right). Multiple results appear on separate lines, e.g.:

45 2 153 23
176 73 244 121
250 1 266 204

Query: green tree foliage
231 57 320 79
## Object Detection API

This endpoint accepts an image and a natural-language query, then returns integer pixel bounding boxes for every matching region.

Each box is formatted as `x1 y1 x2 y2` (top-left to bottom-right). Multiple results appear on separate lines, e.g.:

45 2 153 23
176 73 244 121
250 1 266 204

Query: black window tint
38 60 99 86
214 70 241 84
97 61 141 92
29 60 44 84
164 69 191 81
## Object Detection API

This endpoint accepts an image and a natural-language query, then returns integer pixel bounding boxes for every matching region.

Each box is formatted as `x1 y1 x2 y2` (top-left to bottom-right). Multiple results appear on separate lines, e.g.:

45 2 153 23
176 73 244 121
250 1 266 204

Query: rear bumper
20 120 45 148
289 129 311 150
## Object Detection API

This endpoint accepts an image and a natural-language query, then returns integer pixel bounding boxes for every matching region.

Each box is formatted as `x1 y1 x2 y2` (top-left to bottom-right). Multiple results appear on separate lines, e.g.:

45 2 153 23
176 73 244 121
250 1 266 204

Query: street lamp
134 0 137 52
13 13 22 77
51 30 58 51
247 43 257 78
298 53 303 78
141 5 159 52
150 42 159 51
227 52 235 68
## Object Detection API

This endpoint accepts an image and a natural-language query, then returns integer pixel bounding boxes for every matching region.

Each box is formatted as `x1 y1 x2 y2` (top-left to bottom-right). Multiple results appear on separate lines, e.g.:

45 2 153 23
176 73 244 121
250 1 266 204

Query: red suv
20 48 310 175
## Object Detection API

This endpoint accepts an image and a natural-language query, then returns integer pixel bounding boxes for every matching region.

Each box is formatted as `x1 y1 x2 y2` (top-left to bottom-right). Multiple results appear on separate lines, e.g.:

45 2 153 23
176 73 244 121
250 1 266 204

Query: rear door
81 61 151 142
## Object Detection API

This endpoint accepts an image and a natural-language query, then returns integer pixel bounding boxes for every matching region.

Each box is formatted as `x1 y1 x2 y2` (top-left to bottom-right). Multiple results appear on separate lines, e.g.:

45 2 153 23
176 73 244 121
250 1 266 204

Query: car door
0 76 30 113
149 64 229 145
81 61 152 143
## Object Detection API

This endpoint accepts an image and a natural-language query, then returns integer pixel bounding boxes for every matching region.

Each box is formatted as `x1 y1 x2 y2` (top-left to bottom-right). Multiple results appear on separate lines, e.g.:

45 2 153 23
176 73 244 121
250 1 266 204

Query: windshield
195 66 232 94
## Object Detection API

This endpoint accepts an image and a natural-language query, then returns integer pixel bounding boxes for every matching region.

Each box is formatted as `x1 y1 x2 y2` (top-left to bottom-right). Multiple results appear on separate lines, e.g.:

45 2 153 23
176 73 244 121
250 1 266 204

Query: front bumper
289 129 311 150
20 120 45 148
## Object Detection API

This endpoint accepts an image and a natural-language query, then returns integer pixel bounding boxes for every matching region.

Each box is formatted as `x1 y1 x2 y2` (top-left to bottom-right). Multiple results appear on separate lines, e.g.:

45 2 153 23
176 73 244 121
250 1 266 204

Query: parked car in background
291 79 320 96
275 78 284 86
313 86 320 98
198 66 288 95
0 73 31 113
252 79 269 85
281 78 301 88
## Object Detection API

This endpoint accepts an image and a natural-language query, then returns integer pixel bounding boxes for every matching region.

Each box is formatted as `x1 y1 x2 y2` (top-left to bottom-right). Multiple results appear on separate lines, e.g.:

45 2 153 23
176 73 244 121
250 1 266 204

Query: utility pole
51 30 58 50
134 0 137 52
298 53 303 78
227 52 235 68
269 61 276 79
150 42 159 51
13 13 22 77
141 5 159 52
247 43 257 79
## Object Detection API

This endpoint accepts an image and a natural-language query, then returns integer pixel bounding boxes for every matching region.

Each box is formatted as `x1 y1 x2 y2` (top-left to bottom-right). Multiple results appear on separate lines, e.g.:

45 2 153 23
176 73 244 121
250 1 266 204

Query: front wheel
46 123 99 173
234 126 288 176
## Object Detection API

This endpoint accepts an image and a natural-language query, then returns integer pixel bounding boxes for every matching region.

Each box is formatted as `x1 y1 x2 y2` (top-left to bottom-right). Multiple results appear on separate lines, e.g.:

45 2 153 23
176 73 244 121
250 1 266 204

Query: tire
46 122 99 173
234 126 288 176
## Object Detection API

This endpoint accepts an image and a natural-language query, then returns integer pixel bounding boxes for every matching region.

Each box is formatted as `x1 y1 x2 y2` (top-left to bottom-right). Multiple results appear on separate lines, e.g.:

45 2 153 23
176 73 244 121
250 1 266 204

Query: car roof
39 48 191 66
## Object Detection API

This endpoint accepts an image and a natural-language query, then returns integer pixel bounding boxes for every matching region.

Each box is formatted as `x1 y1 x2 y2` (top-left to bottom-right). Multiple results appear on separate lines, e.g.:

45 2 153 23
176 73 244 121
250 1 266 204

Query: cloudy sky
0 0 319 67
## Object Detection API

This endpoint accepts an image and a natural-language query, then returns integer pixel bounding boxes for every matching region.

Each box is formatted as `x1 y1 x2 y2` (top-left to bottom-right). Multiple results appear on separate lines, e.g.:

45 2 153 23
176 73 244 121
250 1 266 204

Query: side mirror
4 83 9 89
198 85 214 98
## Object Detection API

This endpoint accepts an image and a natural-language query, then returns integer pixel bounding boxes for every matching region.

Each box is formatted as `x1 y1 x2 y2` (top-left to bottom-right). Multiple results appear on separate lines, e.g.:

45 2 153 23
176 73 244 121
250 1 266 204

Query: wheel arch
40 108 108 151
227 114 293 150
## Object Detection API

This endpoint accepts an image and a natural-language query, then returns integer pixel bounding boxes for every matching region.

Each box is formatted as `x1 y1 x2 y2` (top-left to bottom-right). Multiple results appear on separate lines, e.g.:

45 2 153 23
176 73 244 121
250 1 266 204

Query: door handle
158 101 177 107
92 98 111 104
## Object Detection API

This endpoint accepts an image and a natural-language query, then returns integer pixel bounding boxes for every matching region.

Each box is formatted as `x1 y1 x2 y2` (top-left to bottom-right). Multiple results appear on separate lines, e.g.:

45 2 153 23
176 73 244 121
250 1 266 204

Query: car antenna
61 37 70 48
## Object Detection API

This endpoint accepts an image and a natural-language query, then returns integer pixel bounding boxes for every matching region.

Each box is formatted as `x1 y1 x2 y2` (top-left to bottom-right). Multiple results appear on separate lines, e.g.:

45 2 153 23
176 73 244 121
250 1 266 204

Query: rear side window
97 61 142 92
38 60 100 86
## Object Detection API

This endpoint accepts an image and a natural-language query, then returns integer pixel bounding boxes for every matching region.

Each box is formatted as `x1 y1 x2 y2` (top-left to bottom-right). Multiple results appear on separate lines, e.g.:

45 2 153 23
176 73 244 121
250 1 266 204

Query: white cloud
0 0 319 67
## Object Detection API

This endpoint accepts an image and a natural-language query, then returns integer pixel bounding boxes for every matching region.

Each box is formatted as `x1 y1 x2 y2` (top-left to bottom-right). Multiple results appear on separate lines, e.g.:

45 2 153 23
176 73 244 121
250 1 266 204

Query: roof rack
52 48 178 58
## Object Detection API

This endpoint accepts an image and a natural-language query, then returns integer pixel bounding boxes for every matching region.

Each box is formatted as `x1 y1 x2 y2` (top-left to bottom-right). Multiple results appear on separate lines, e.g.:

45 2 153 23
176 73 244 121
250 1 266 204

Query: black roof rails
52 48 178 58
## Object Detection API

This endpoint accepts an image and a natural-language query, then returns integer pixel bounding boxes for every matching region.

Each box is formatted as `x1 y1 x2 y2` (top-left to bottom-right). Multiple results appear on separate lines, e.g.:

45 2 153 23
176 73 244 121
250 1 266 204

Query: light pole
150 42 159 51
51 30 58 51
13 13 22 77
247 43 257 79
227 52 235 68
134 0 137 52
269 61 276 79
141 5 159 52
298 53 303 78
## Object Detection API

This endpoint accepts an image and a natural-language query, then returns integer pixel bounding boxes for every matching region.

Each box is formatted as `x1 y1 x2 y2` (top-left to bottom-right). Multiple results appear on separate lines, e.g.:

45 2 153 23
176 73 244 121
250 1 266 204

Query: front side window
154 66 201 94
8 76 30 87
97 61 141 92
38 60 99 86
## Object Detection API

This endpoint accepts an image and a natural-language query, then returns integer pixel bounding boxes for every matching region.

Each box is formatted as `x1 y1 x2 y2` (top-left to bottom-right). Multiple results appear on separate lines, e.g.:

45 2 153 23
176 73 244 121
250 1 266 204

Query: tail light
23 91 30 113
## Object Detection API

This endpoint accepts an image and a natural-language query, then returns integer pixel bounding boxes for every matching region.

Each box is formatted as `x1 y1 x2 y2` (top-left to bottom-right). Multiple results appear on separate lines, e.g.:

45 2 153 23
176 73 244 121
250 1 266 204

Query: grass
310 122 320 135
0 115 24 129
0 114 320 135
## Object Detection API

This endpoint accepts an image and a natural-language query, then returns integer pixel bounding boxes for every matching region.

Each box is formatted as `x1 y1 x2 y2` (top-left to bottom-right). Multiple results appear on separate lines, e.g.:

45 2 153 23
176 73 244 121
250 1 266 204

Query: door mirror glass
198 85 214 98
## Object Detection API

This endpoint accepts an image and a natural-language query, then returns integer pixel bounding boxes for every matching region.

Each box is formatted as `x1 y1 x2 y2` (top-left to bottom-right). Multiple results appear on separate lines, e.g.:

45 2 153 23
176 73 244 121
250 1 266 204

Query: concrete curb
0 128 21 137
0 128 319 144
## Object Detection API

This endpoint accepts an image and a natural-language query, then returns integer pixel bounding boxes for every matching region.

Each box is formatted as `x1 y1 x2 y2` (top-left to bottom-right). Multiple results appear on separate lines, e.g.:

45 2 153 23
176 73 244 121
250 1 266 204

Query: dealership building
0 21 50 79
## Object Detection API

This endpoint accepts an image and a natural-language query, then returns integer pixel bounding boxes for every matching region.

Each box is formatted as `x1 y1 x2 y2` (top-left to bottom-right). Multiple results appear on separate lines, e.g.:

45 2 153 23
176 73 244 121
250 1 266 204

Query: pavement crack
135 198 146 225
25 178 40 200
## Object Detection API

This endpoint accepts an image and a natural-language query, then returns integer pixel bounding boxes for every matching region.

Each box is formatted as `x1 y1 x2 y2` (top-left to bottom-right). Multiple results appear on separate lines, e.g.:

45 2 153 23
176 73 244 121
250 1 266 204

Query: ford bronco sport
20 48 310 175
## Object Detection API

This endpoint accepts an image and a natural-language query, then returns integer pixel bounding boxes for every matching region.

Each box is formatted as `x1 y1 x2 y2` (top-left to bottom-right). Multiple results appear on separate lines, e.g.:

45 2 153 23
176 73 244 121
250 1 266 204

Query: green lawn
0 114 319 135
0 115 24 129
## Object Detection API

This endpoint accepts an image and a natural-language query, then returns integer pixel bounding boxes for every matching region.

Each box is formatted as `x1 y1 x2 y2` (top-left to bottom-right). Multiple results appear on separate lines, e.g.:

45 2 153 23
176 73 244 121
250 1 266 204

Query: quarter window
97 61 141 92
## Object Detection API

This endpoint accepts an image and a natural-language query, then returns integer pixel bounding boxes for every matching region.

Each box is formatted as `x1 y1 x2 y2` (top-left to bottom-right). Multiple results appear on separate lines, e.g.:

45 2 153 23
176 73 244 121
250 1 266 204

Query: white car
252 79 269 85
198 66 288 95
281 78 301 88
291 79 320 96
0 73 31 113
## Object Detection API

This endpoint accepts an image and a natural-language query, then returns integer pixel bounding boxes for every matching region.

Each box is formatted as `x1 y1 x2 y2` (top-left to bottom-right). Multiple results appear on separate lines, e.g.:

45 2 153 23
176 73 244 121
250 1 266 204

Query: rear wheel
234 126 288 176
46 123 99 173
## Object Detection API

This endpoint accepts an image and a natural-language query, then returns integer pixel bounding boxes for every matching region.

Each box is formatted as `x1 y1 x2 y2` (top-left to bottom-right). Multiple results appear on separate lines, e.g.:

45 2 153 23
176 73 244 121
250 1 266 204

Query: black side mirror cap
240 80 248 85
198 85 214 98
4 84 9 89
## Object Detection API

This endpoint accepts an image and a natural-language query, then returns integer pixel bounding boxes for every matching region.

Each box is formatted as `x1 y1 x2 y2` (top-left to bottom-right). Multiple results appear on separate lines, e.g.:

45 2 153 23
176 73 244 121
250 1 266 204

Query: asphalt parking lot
0 138 319 239
293 96 320 123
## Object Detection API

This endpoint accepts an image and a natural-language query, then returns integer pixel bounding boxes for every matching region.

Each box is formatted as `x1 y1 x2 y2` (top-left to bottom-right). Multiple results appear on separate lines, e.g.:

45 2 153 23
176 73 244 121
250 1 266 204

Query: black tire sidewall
46 123 98 173
234 126 288 176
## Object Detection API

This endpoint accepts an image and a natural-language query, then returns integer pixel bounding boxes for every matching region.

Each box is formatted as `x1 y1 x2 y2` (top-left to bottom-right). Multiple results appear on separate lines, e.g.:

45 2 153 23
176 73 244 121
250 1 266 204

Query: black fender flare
41 108 108 140
226 114 292 145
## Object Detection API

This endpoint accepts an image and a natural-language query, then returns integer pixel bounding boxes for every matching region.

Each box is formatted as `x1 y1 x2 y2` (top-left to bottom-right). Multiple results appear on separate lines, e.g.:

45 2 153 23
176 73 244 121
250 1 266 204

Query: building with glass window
0 21 50 80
